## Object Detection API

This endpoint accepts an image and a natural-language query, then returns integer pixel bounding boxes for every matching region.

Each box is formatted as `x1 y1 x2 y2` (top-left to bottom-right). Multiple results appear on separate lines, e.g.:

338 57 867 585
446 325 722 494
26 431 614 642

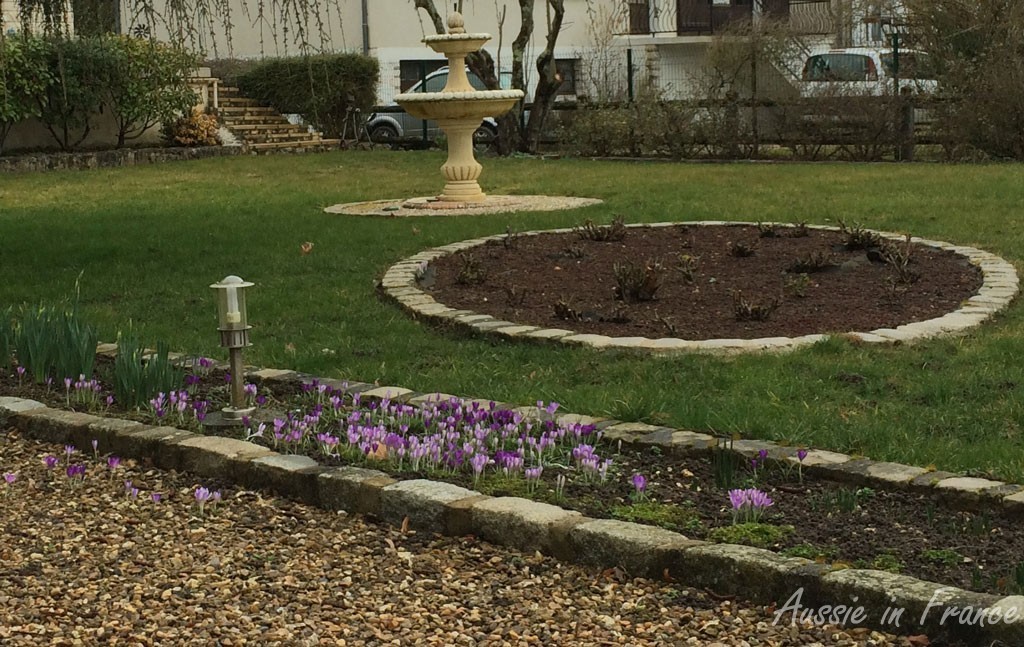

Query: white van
798 47 938 97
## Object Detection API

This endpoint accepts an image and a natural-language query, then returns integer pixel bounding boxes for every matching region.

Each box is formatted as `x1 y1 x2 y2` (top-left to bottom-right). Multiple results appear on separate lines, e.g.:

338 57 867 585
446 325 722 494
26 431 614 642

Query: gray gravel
0 429 924 646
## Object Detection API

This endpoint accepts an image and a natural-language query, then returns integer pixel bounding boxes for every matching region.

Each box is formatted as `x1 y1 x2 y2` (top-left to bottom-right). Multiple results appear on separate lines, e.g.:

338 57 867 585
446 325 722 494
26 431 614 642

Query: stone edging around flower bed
380 221 1020 354
0 144 242 174
3 360 1024 643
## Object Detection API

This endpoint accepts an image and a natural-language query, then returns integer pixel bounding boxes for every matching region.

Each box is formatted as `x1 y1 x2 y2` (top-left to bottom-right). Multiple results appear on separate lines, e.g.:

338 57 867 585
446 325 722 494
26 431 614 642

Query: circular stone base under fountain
324 195 603 218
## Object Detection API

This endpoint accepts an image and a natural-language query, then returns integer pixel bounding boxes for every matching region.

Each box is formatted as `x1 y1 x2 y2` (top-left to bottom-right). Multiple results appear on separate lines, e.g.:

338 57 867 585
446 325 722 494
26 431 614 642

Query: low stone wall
0 144 243 174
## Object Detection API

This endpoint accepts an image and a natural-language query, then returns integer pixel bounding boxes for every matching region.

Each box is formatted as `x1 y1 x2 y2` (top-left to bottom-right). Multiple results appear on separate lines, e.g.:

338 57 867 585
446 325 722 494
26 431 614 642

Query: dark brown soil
425 224 984 339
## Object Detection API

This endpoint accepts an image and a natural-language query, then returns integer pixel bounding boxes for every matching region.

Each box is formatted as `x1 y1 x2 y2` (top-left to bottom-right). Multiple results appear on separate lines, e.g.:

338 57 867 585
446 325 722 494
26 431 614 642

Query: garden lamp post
211 275 255 420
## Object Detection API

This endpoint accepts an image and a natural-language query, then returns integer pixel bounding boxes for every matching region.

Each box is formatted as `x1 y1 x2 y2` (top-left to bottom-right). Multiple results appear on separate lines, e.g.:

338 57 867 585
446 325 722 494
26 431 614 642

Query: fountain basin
424 33 492 56
395 90 524 122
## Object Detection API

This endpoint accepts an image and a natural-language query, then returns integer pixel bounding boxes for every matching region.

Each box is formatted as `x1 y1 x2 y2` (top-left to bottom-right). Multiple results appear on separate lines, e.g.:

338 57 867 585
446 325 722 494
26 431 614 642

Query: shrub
161 107 220 147
103 36 198 148
1 34 199 153
236 53 378 138
0 35 52 154
34 36 115 151
613 259 666 302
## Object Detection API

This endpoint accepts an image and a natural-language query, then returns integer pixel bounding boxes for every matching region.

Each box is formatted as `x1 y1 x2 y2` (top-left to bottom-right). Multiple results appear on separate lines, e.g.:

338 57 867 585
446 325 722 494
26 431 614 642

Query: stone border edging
2 389 1023 644
0 144 242 174
380 221 1019 354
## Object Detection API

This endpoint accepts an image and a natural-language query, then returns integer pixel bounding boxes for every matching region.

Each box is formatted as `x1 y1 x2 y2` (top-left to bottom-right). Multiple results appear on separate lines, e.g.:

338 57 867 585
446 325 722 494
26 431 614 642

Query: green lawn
2 151 1024 480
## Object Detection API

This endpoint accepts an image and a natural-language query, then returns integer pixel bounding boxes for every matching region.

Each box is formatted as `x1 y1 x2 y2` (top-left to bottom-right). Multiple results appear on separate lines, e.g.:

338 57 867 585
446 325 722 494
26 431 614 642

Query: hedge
1 34 198 154
236 53 379 138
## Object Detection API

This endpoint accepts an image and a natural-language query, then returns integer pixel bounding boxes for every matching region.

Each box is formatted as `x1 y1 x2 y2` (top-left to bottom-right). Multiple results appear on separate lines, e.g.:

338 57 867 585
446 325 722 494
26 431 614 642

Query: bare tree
413 0 566 154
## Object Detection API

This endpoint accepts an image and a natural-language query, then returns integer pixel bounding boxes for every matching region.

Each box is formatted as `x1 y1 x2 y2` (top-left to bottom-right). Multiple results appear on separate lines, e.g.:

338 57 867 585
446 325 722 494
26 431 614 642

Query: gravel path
0 429 928 646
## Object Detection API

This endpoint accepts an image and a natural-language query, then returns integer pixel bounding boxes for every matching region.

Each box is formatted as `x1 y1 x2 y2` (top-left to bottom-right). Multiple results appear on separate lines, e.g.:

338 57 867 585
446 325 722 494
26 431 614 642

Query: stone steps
249 139 341 152
212 85 331 154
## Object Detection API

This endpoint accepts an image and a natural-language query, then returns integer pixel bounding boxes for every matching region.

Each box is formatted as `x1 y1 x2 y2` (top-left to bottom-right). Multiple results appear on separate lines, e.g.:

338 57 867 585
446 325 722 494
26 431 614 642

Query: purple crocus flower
797 449 809 462
151 493 162 503
3 472 16 485
16 366 25 377
107 456 121 470
470 452 489 478
729 488 774 523
631 473 647 494
91 439 99 453
66 464 86 480
729 488 748 510
194 486 211 502
43 455 59 469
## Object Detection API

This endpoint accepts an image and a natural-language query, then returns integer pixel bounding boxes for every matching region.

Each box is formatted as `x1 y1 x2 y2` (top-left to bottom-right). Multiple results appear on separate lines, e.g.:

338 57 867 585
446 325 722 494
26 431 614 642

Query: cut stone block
560 334 615 348
936 477 1004 494
11 408 101 444
1005 490 1024 515
522 328 574 340
820 569 1008 643
379 479 479 530
910 471 960 489
471 497 585 560
173 435 274 481
318 466 395 516
600 422 655 444
568 519 702 578
795 449 852 468
360 386 414 402
248 368 297 382
0 397 47 413
670 544 814 603
108 426 198 469
407 393 460 407
249 454 324 505
555 413 609 428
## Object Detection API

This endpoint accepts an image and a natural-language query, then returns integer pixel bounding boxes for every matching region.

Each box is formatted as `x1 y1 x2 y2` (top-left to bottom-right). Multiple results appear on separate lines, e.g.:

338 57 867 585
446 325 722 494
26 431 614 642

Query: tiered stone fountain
395 12 522 204
324 11 601 217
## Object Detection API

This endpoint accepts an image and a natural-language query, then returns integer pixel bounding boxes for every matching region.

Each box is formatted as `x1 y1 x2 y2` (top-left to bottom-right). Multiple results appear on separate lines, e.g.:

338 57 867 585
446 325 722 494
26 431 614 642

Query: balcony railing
621 0 833 36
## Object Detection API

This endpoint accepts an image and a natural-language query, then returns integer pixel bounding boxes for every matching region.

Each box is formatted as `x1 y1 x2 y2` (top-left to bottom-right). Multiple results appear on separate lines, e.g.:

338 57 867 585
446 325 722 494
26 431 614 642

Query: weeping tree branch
15 0 344 57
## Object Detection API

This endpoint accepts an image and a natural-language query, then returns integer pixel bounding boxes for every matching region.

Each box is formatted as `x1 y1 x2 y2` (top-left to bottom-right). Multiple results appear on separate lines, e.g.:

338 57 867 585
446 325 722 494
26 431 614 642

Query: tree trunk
523 0 565 152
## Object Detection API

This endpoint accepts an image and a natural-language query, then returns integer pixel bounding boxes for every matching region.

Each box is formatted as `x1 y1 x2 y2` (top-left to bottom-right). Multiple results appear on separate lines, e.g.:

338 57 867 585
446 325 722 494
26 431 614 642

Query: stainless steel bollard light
210 275 255 420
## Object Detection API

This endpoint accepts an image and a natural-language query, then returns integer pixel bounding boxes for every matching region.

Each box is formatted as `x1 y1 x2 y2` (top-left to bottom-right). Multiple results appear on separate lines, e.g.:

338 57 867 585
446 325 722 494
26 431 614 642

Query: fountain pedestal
438 120 485 201
395 12 523 205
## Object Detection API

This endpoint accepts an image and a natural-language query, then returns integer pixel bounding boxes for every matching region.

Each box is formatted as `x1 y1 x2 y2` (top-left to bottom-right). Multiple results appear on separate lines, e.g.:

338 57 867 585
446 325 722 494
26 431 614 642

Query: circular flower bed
382 221 1018 353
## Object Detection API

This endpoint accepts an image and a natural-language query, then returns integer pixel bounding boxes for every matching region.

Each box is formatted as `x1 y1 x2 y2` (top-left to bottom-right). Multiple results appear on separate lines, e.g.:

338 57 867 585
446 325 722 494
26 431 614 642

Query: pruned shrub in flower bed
5 344 1024 598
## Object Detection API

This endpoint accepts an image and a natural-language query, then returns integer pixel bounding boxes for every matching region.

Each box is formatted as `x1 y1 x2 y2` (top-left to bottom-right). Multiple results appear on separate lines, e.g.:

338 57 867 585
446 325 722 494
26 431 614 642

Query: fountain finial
447 11 466 34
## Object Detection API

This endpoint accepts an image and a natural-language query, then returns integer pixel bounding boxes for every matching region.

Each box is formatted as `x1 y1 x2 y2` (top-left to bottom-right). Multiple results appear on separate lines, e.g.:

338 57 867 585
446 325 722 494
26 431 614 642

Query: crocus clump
244 384 610 495
729 488 774 524
66 464 86 486
148 391 209 426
